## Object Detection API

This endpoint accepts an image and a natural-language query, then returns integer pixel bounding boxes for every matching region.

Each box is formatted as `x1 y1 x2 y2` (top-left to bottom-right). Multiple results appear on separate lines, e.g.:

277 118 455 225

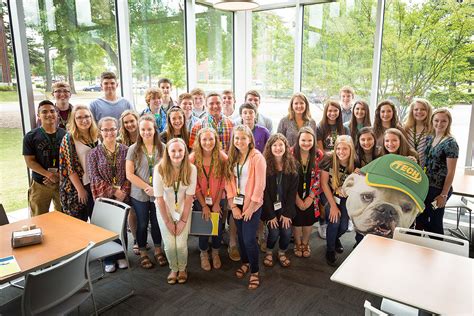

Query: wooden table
330 234 473 315
0 211 117 284
452 169 474 198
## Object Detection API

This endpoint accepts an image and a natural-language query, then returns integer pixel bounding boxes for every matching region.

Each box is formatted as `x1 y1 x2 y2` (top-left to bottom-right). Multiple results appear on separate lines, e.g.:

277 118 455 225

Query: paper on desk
0 255 21 278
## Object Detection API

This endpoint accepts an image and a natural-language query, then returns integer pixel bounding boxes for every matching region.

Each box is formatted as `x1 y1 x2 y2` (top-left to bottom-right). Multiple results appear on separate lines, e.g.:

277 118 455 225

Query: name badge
233 195 244 205
273 202 282 211
302 191 306 199
334 196 341 204
48 168 58 173
113 185 121 190
172 210 181 222
205 197 213 206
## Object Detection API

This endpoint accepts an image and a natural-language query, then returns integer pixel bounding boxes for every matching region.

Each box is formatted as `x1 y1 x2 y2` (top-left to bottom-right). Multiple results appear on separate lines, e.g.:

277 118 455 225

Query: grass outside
0 128 28 212
0 91 20 103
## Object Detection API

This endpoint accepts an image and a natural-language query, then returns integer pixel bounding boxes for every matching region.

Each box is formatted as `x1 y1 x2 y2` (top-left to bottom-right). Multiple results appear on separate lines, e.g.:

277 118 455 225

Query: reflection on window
129 0 186 111
195 4 233 92
301 0 376 111
252 8 295 127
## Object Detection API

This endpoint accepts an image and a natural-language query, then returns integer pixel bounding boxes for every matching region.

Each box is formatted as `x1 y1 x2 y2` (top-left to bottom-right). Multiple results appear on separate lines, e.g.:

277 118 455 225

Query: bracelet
440 194 448 198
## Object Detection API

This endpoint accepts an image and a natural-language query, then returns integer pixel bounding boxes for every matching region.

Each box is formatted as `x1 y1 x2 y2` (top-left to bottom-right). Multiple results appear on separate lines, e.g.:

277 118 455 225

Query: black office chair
0 203 9 226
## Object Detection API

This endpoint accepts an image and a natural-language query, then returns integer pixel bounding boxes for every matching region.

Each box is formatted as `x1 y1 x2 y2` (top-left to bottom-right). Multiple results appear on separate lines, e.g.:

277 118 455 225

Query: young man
178 93 200 131
244 90 273 133
189 93 234 152
190 88 207 119
52 82 73 129
89 71 134 122
141 88 167 133
158 78 177 113
340 85 355 124
238 103 270 153
23 100 66 217
222 89 238 119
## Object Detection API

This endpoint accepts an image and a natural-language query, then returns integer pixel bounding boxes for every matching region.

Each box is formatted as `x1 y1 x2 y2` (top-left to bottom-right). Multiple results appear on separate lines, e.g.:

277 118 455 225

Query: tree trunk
66 47 76 94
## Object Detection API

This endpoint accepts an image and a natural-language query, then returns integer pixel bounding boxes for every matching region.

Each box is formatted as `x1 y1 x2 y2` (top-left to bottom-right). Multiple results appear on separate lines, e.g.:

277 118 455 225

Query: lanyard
102 143 118 185
236 150 250 195
56 105 71 128
202 158 213 197
413 126 425 150
301 156 310 192
173 179 180 210
39 127 60 167
276 172 283 202
143 145 156 185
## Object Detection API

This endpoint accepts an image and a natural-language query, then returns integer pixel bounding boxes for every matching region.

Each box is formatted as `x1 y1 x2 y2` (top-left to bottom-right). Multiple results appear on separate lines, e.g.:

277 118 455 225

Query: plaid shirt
189 113 234 153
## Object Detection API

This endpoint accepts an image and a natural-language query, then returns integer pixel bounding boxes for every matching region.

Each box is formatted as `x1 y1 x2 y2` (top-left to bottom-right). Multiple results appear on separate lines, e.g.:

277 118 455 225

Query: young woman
154 138 197 284
88 117 130 273
316 100 349 153
189 127 228 271
382 128 418 161
373 100 402 147
416 108 458 235
262 134 298 268
292 127 323 258
346 100 371 141
160 107 190 146
404 98 433 168
118 110 139 147
126 115 166 270
320 135 355 266
226 125 266 290
355 127 380 168
277 93 317 147
141 88 167 133
59 104 99 221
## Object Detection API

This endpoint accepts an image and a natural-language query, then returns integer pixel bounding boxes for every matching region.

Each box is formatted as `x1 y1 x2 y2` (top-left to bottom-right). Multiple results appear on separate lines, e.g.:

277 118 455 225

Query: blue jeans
266 217 292 251
234 206 262 273
416 186 452 235
104 239 125 266
326 196 349 252
131 197 162 250
194 199 226 251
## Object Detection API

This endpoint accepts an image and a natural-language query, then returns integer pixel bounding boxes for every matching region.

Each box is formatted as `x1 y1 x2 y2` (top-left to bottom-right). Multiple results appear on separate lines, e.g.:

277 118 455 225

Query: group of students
23 74 459 290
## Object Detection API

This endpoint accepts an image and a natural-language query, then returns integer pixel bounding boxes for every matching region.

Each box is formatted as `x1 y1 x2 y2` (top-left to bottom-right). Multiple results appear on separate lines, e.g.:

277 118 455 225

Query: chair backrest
364 300 388 316
22 242 95 315
90 197 130 241
393 227 469 257
0 204 9 226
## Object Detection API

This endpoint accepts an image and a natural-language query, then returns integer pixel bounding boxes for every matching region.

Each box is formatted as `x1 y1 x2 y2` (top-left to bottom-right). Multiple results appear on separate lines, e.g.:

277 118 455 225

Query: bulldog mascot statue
342 154 428 238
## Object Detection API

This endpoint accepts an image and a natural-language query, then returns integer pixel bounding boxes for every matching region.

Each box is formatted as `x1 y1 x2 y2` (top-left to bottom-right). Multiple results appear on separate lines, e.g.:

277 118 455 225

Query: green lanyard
301 156 309 192
276 172 283 202
143 145 156 185
39 127 60 167
413 126 425 150
236 150 250 195
102 143 118 185
173 179 180 210
202 158 213 197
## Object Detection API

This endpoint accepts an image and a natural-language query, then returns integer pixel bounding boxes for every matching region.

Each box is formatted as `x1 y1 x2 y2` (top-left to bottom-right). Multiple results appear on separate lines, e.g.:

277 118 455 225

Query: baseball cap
360 154 428 212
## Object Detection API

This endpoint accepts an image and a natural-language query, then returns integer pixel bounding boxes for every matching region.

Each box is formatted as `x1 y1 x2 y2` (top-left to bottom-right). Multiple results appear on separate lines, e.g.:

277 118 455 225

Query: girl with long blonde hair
403 98 433 167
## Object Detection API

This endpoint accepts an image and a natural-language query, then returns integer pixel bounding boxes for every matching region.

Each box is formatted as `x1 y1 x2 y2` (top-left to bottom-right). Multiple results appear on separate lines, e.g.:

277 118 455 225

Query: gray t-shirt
126 143 162 202
277 116 317 148
89 97 134 122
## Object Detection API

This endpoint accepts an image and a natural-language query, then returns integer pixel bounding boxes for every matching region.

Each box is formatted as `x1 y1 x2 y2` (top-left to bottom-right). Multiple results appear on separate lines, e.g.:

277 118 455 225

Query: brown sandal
177 270 188 284
138 255 154 269
294 244 303 257
154 252 168 267
248 273 260 290
278 253 291 267
302 244 311 258
167 271 177 285
235 264 250 279
263 253 274 267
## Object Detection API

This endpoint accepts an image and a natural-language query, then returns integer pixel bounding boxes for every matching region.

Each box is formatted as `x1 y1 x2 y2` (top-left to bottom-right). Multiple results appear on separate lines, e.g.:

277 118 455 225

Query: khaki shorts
28 180 62 217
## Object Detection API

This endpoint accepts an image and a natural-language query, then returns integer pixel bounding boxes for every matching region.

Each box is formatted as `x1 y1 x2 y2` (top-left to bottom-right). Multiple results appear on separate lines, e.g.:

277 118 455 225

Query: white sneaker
318 223 327 239
347 220 354 232
117 259 128 269
105 264 116 273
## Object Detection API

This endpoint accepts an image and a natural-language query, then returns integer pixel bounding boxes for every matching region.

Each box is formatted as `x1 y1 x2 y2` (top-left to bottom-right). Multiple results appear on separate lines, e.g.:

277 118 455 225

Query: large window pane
380 0 472 165
0 3 28 213
129 0 186 111
23 0 119 107
252 8 295 128
195 4 233 91
302 0 376 122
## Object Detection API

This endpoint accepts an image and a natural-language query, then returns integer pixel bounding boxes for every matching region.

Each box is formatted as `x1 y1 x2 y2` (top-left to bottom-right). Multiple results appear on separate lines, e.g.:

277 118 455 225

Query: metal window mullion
369 0 385 112
185 0 197 91
234 10 251 105
116 0 133 102
293 1 303 93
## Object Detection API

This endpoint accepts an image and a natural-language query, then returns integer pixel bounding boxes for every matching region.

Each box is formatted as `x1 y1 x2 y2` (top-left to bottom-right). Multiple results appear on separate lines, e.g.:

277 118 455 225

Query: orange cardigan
226 149 266 209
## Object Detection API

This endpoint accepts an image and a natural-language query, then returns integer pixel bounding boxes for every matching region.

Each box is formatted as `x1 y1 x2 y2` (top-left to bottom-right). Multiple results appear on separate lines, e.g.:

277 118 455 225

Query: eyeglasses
53 89 70 94
101 128 117 133
75 115 91 122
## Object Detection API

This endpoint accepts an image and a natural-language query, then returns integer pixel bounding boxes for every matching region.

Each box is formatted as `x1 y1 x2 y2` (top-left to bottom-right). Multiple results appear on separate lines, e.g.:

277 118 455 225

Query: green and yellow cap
360 154 428 212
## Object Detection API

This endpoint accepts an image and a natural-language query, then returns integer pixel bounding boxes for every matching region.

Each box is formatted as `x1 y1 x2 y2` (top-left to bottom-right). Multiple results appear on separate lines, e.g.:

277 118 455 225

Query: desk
330 234 473 315
453 169 474 198
0 211 117 284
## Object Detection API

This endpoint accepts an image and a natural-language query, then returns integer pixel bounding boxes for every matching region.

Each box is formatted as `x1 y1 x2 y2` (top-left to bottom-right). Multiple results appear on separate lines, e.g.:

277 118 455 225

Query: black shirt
23 127 66 183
